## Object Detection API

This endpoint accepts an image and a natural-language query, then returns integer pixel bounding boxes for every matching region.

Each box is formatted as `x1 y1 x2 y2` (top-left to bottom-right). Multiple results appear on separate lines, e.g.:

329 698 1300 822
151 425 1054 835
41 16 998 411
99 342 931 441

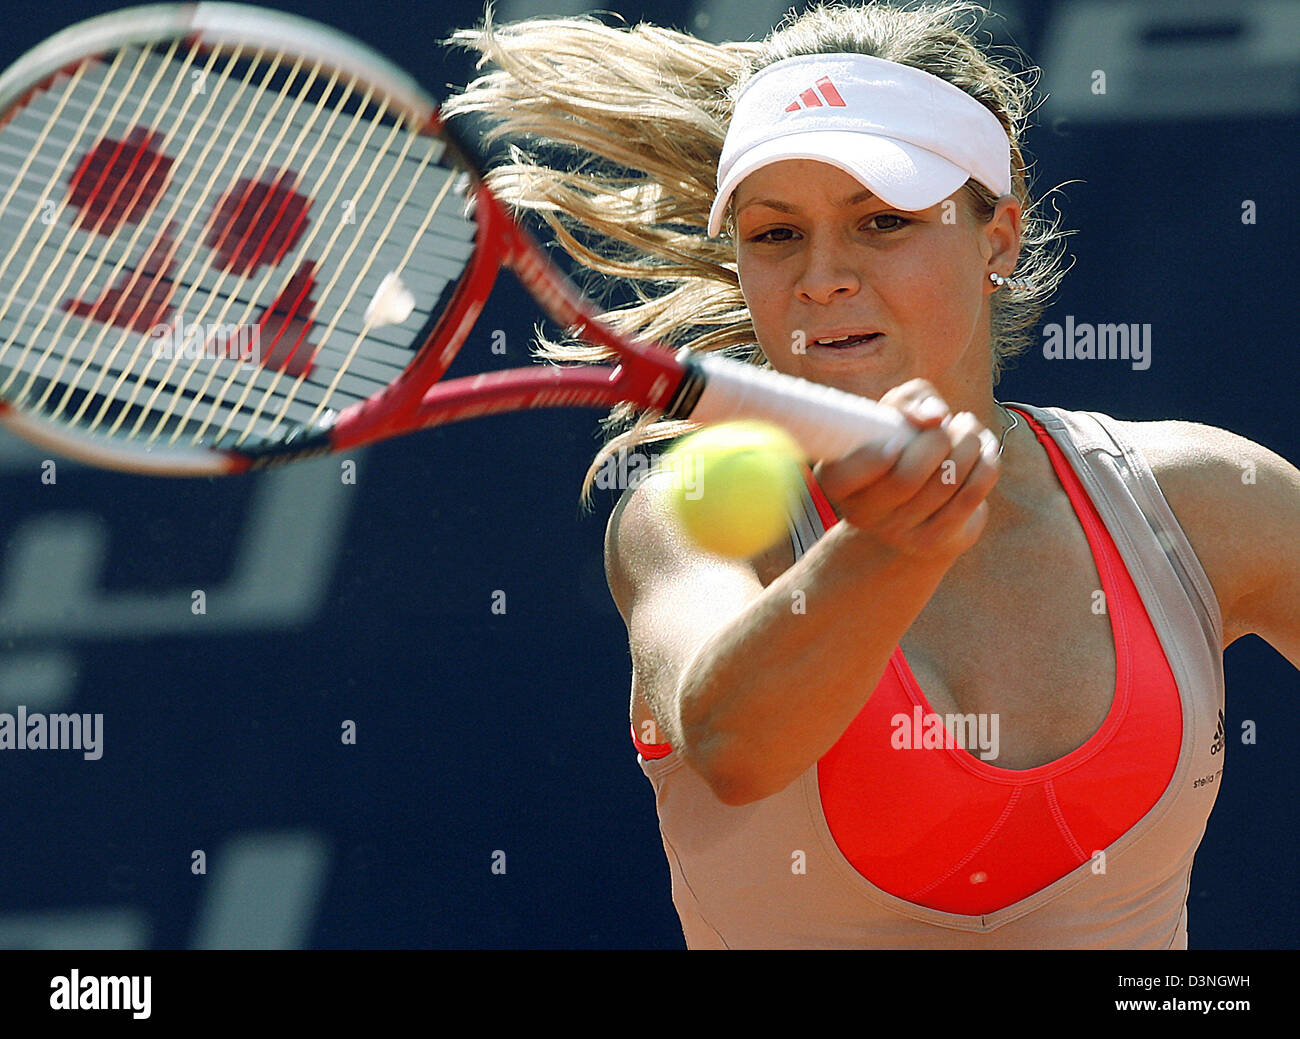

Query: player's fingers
821 422 954 528
874 410 991 534
815 422 952 512
880 378 951 433
905 445 1003 556
827 407 1001 557
812 383 952 502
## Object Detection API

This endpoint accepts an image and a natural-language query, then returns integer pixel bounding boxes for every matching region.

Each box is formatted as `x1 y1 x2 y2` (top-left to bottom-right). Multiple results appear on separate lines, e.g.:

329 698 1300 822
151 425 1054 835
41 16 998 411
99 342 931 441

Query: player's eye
866 214 910 232
748 226 800 244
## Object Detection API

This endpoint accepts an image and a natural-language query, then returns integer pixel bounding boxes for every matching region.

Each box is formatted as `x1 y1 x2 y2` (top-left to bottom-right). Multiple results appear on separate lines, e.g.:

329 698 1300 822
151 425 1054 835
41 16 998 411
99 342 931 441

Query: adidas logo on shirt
785 76 847 112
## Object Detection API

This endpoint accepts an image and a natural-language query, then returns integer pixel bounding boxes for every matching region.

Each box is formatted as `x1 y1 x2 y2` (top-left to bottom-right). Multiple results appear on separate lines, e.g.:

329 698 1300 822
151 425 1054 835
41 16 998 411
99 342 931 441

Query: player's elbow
678 724 790 807
705 758 792 806
691 754 763 806
711 772 775 807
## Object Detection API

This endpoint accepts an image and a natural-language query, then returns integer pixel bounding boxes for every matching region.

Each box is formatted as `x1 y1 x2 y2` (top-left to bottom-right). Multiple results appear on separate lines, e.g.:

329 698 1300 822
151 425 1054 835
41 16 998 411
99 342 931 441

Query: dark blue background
0 0 1295 949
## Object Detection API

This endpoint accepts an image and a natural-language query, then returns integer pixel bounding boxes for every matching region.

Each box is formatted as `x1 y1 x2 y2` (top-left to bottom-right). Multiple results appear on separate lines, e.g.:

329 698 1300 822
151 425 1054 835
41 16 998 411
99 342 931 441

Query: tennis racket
0 3 913 476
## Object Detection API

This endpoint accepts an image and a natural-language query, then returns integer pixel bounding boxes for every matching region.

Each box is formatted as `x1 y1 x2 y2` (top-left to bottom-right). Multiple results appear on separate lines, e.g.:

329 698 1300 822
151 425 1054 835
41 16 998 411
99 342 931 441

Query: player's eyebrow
737 188 878 214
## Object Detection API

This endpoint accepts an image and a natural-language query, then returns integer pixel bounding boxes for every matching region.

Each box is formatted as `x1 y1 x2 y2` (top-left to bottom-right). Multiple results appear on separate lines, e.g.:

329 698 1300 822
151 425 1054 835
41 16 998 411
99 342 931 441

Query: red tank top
632 407 1182 914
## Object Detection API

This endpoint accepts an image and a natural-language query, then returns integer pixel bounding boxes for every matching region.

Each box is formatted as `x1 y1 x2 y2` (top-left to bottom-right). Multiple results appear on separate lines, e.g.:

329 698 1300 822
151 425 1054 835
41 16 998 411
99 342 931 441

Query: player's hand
812 379 1001 560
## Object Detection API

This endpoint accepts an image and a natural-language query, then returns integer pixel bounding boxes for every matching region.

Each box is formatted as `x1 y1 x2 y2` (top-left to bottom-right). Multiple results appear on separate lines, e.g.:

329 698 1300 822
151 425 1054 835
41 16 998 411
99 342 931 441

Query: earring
989 271 1035 291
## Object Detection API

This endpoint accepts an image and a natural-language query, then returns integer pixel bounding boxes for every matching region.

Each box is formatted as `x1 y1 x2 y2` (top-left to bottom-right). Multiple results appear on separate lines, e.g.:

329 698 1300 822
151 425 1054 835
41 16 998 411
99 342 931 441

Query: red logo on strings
62 124 320 377
785 76 847 112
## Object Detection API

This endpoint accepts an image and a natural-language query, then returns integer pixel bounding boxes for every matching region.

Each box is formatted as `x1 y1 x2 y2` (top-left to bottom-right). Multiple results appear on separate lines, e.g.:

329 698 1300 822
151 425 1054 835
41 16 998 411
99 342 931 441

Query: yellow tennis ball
662 420 805 558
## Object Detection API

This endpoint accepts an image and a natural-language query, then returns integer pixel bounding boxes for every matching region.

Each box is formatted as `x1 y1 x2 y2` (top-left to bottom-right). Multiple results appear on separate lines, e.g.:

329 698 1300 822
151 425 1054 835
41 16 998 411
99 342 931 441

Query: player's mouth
809 331 883 350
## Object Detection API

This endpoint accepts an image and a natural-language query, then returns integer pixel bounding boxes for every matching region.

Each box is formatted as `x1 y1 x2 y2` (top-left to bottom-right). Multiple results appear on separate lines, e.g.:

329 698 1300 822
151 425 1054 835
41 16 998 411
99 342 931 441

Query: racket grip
680 351 915 462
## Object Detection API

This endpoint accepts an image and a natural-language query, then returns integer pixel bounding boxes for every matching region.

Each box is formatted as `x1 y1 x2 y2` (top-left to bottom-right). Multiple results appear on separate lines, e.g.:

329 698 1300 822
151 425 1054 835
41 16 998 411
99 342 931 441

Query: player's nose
794 245 860 305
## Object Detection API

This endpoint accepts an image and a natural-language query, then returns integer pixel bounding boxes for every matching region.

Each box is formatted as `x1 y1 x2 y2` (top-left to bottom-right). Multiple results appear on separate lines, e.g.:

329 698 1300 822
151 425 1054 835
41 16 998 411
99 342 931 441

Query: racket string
54 42 239 426
0 60 95 332
252 112 450 441
197 83 409 443
0 40 253 432
0 45 145 396
207 82 412 443
0 37 477 452
161 66 353 442
14 40 196 410
129 49 327 441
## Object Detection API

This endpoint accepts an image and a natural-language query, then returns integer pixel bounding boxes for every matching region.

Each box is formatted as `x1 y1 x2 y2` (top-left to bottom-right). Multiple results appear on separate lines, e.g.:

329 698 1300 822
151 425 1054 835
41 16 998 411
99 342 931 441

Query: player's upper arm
604 469 768 754
1133 420 1300 669
1223 436 1300 670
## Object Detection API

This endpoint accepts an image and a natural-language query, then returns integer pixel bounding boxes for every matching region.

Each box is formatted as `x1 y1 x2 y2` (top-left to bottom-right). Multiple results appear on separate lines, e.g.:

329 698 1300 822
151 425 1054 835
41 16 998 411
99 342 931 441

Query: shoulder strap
1003 401 1224 659
788 464 828 561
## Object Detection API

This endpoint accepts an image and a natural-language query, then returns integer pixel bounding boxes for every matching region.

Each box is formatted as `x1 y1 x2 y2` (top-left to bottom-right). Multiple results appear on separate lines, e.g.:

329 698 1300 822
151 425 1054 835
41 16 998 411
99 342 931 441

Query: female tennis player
447 1 1300 948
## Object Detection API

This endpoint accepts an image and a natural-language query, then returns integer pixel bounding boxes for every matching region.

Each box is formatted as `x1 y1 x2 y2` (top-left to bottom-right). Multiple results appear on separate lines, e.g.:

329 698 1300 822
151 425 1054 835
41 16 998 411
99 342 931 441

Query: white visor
709 53 1012 237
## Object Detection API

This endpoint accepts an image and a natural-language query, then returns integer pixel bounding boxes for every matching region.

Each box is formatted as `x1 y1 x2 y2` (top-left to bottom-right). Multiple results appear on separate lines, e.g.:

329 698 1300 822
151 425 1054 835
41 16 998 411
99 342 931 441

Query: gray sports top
634 403 1225 948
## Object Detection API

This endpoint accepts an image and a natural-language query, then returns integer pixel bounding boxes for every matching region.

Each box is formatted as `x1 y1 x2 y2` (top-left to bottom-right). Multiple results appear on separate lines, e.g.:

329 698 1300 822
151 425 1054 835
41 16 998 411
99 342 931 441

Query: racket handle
676 351 915 462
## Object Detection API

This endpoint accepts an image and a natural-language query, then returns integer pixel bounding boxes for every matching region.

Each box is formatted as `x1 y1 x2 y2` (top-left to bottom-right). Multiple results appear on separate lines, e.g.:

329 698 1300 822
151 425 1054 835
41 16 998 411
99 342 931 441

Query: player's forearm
674 520 955 806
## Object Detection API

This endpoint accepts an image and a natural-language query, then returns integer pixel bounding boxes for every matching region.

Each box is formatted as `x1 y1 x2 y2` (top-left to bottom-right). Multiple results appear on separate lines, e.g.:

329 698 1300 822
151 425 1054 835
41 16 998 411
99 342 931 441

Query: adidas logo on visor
784 76 846 112
707 54 1014 237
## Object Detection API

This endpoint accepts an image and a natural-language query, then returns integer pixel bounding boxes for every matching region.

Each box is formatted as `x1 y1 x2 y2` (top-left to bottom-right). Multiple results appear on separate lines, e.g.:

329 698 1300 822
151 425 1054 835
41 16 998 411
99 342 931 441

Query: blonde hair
444 1 1072 507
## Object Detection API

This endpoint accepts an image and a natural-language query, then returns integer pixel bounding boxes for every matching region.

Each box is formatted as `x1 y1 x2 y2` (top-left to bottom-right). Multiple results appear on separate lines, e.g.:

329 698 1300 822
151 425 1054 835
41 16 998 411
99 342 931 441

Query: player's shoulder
1108 415 1298 640
1109 415 1287 491
603 466 696 618
1106 415 1297 533
604 461 768 622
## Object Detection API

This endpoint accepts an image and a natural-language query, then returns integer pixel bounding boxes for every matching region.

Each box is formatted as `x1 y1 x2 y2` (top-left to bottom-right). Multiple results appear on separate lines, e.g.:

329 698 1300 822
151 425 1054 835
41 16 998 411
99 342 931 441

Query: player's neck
977 400 1056 536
